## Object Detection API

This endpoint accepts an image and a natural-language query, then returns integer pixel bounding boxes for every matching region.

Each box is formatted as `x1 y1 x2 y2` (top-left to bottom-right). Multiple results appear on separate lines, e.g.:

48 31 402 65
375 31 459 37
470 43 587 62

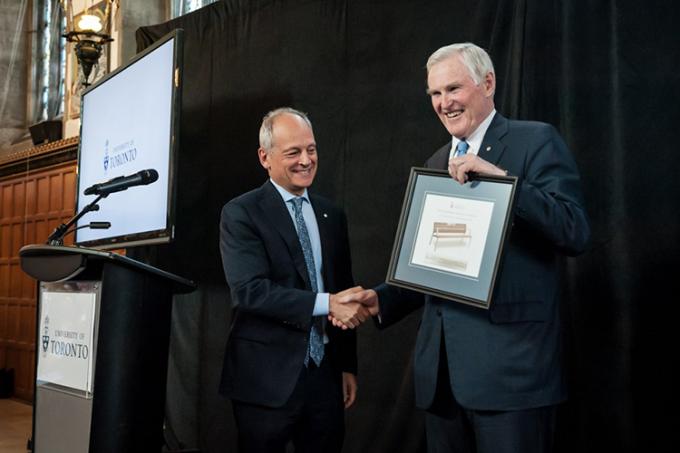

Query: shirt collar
270 178 310 204
450 109 496 157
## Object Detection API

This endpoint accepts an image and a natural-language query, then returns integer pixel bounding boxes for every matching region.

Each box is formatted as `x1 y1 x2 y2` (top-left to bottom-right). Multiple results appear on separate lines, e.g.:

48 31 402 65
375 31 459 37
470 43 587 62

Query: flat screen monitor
74 30 182 249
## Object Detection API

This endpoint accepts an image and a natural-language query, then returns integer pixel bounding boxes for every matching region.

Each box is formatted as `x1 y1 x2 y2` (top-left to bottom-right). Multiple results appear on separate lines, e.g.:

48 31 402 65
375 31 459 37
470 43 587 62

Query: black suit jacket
377 113 590 411
219 180 357 408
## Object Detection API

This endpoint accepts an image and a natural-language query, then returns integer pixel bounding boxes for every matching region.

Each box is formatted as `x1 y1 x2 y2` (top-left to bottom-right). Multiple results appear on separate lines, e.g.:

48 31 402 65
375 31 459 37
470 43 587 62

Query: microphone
89 221 111 229
84 169 159 196
48 221 112 245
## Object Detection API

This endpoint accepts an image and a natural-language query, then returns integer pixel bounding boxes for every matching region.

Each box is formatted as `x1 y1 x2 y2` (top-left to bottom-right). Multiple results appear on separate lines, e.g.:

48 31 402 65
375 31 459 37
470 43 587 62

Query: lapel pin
486 145 492 152
323 213 328 218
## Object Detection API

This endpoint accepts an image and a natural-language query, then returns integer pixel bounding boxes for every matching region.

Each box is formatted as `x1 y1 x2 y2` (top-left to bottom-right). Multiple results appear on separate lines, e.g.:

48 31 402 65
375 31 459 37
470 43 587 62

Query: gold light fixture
59 0 119 87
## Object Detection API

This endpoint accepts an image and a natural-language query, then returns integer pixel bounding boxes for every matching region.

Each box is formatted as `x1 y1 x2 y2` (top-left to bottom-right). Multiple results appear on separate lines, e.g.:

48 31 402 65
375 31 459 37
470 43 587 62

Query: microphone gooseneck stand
46 193 107 246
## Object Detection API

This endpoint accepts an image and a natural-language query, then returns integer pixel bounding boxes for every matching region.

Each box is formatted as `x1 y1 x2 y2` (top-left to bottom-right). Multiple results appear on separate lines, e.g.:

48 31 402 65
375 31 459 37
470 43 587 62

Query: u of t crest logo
103 139 110 172
41 316 50 355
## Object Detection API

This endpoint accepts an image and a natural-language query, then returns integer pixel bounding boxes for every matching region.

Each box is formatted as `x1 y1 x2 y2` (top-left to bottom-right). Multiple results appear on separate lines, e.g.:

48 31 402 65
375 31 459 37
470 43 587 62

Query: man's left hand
342 372 357 409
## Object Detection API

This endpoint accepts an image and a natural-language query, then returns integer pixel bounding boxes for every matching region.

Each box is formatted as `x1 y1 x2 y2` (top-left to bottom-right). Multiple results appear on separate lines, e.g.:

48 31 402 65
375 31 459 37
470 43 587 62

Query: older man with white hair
345 43 591 453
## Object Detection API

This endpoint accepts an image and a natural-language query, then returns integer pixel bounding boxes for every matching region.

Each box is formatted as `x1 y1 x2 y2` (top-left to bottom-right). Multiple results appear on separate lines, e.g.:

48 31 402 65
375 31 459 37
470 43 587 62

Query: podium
19 245 195 453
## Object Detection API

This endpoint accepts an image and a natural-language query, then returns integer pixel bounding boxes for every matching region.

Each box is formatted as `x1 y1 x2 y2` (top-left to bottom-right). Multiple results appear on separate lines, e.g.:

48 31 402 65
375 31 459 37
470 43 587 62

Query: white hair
426 42 495 85
259 107 313 152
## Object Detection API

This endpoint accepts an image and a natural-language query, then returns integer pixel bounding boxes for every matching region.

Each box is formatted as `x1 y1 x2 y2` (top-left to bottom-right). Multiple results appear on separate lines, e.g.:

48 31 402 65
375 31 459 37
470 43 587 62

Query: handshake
328 286 379 330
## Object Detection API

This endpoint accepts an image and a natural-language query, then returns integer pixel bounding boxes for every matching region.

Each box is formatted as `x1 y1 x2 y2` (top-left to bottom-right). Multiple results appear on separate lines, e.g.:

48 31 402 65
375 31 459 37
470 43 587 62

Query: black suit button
436 308 442 316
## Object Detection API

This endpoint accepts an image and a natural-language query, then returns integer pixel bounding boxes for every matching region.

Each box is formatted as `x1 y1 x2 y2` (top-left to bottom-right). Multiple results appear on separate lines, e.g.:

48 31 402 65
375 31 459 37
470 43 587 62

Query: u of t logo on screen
103 139 110 172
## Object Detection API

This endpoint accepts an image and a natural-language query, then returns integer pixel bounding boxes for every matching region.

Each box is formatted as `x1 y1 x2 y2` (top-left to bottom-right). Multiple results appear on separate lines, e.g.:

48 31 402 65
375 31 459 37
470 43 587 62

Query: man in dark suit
338 43 590 452
219 107 368 452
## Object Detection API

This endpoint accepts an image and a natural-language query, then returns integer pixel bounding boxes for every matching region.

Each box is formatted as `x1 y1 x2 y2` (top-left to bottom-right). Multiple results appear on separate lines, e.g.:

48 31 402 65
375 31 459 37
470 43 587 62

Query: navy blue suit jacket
377 113 590 411
219 180 357 408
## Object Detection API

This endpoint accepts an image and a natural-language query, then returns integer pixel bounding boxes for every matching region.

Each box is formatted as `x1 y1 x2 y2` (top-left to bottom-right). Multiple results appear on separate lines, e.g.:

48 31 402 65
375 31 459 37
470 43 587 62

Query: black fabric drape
135 1 680 452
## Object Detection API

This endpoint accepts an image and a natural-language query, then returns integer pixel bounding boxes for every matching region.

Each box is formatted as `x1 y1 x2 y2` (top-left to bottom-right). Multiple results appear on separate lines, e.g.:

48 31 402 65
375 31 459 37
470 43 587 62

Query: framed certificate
386 168 518 309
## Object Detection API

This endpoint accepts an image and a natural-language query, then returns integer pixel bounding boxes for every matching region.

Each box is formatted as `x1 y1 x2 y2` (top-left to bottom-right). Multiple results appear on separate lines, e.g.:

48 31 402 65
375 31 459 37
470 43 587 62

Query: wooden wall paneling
0 160 77 401
0 298 5 366
25 179 36 216
0 224 9 256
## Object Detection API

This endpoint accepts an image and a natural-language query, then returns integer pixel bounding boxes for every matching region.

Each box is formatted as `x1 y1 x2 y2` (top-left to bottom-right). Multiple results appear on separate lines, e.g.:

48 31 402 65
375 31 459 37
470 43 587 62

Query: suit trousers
231 356 344 453
425 335 557 453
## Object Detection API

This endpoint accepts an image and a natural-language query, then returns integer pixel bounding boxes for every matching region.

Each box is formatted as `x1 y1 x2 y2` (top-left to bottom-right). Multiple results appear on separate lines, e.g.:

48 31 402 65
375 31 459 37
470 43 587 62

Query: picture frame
386 167 518 309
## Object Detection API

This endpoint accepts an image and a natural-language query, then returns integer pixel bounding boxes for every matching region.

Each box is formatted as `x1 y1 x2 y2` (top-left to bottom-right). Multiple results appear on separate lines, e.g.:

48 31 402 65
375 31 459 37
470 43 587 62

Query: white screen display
75 37 176 247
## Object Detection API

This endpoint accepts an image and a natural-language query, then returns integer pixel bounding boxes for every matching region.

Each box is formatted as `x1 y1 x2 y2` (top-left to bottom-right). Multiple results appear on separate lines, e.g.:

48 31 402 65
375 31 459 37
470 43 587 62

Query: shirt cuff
313 293 330 316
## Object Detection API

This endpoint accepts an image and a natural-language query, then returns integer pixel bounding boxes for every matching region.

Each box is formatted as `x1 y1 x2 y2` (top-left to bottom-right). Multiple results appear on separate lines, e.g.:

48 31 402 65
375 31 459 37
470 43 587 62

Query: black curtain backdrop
134 1 680 452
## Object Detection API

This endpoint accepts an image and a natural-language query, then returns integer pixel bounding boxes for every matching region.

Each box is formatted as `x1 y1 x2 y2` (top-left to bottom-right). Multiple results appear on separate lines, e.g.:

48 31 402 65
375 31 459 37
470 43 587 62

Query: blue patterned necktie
455 140 469 157
290 197 324 367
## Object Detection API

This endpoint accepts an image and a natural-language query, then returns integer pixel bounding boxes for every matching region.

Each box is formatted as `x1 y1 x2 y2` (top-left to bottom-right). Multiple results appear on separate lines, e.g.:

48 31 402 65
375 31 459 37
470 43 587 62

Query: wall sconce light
59 0 119 87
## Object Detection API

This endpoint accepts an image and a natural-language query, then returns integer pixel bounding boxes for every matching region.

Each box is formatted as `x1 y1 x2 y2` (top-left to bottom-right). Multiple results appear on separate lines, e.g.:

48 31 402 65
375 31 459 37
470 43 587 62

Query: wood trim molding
0 137 79 178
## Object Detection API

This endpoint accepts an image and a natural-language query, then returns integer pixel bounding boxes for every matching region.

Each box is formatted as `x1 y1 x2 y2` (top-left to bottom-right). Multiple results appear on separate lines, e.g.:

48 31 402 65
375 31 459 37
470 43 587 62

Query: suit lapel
428 143 451 170
258 181 311 289
477 112 509 166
